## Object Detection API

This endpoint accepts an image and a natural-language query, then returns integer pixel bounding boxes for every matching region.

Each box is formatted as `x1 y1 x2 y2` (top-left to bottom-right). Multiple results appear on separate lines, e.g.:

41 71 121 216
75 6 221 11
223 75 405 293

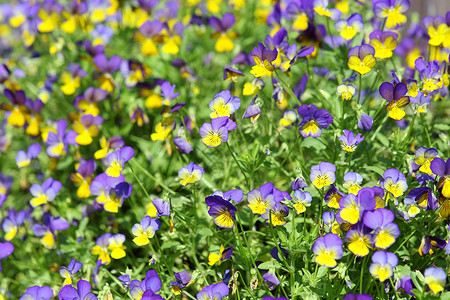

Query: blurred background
411 0 450 17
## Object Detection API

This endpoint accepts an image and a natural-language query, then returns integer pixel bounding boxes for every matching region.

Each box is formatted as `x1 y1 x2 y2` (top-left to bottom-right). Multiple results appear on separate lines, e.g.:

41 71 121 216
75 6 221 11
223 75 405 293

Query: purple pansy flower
369 251 398 282
199 116 237 148
363 208 400 249
298 104 333 138
59 280 98 300
16 143 41 168
0 242 14 272
196 282 229 300
338 130 364 152
430 157 450 198
208 90 240 118
20 286 53 300
205 195 238 229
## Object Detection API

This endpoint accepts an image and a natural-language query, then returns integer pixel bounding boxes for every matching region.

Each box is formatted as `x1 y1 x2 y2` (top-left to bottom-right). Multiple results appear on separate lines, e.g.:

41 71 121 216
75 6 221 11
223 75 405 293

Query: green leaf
258 260 282 270
198 227 213 237
301 138 327 151
376 133 390 147
365 166 385 177
161 240 180 250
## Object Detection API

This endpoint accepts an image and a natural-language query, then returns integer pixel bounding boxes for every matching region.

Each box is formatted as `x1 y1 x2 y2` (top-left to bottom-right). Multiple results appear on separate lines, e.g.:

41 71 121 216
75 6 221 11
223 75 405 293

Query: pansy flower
212 189 244 204
132 216 161 246
298 104 333 138
135 20 163 57
103 182 133 213
312 233 343 268
242 95 262 124
105 146 135 177
418 236 447 256
74 87 107 117
247 182 282 215
205 195 238 229
2 209 26 241
178 162 204 186
0 241 14 272
423 16 450 48
170 270 194 295
208 245 234 266
243 78 265 96
199 116 237 148
0 89 29 127
32 213 70 249
209 90 240 118
369 30 398 59
357 114 373 132
196 282 229 300
343 172 363 195
410 92 431 113
313 0 341 20
324 185 345 209
373 0 410 29
285 1 309 31
146 198 170 219
310 162 336 189
69 114 103 146
337 188 376 225
129 270 164 300
363 208 400 249
94 136 125 159
337 83 356 101
223 67 244 82
338 130 364 152
379 81 410 120
70 159 96 198
263 272 280 290
369 251 398 282
424 267 446 294
347 45 376 75
279 110 297 128
291 189 312 214
405 187 438 212
415 58 445 94
59 258 83 286
20 286 53 300
250 43 278 78
430 157 450 197
414 147 438 175
160 21 184 55
381 168 408 198
60 64 88 96
108 234 127 259
29 177 62 207
336 13 364 41
209 13 238 52
91 233 113 264
0 173 12 208
345 222 373 257
261 203 290 226
59 280 98 300
45 119 69 158
396 275 415 296
16 143 41 168
90 173 125 205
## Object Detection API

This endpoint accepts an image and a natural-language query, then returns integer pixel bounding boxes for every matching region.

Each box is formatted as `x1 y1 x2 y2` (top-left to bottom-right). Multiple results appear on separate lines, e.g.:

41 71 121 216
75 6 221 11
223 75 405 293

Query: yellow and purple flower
170 270 194 295
250 43 278 78
424 266 446 294
338 130 365 152
347 45 376 75
418 236 447 256
58 280 98 300
324 185 345 209
431 157 450 197
410 92 431 114
196 282 229 300
247 182 283 215
29 177 62 208
343 172 363 195
337 83 357 101
310 162 336 189
298 104 333 138
178 162 204 186
291 189 312 214
369 251 398 282
373 0 409 29
261 203 290 227
105 146 135 177
32 213 70 249
208 245 234 266
337 188 376 225
199 116 237 148
345 222 373 257
59 258 82 286
336 13 364 41
379 81 410 120
414 147 438 175
205 195 238 229
369 30 398 59
15 143 41 168
312 233 343 268
380 168 408 198
363 208 400 249
132 216 161 246
209 13 238 52
70 159 96 198
2 209 26 241
209 90 241 118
